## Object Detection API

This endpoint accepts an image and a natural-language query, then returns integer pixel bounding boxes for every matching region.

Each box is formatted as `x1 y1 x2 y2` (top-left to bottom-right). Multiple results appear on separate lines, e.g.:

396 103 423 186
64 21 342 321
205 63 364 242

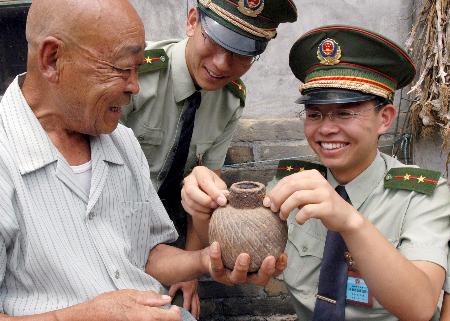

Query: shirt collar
0 74 124 175
327 151 386 209
90 131 124 166
171 38 197 103
0 74 57 174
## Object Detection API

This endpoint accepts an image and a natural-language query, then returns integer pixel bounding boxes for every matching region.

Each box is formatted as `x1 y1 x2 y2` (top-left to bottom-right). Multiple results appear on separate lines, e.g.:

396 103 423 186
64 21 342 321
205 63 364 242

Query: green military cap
289 25 416 104
197 0 297 56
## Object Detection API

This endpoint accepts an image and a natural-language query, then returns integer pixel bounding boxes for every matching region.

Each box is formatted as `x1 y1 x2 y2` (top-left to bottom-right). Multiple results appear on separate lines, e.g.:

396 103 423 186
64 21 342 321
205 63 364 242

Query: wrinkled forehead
71 23 145 64
68 38 145 68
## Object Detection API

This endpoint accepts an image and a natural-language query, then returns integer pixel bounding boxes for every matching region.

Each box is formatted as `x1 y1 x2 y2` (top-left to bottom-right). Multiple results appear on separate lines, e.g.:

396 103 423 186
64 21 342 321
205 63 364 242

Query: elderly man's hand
202 242 287 286
54 289 181 321
181 166 228 220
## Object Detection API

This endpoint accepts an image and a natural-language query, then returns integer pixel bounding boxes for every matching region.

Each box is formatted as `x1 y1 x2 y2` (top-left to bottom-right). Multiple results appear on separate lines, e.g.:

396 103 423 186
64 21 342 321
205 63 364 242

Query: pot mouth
228 181 266 209
231 181 265 192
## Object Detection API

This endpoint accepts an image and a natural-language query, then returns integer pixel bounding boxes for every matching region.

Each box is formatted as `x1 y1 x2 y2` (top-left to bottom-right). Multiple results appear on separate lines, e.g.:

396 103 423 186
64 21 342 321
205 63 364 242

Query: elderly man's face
57 14 145 135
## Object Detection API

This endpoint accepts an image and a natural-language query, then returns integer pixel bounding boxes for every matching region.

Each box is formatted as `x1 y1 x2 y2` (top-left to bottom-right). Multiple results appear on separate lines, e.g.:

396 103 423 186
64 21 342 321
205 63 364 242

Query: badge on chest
345 251 374 308
346 270 373 307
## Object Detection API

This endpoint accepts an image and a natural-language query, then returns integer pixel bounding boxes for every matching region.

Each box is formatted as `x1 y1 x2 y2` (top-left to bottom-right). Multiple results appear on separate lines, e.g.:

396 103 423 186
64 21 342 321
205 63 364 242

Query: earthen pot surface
208 181 288 272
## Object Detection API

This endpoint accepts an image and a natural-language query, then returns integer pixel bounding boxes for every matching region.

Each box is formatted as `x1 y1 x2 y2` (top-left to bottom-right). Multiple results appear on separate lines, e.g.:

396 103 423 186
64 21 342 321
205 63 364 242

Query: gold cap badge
317 38 342 65
238 0 264 17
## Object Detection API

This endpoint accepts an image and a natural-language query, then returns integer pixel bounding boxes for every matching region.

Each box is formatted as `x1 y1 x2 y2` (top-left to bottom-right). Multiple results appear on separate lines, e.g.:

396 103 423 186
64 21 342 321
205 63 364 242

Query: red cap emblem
238 0 264 17
317 38 342 65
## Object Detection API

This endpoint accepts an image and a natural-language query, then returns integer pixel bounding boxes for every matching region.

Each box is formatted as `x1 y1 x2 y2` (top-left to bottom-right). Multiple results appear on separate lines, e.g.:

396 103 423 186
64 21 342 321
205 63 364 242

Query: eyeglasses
301 101 386 122
200 26 260 65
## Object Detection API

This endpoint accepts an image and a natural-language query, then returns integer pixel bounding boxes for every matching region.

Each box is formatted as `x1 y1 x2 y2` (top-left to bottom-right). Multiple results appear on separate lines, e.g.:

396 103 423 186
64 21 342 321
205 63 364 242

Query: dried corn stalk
406 0 449 164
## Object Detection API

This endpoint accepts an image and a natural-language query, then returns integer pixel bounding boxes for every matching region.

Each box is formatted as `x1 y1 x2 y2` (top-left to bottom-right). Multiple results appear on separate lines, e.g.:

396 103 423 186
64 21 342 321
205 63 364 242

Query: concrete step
196 278 296 321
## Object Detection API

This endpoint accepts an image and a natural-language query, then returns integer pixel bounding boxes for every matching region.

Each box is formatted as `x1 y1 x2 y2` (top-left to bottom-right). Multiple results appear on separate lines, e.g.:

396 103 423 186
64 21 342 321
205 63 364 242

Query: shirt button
137 135 145 142
114 270 120 279
88 212 95 220
301 246 308 253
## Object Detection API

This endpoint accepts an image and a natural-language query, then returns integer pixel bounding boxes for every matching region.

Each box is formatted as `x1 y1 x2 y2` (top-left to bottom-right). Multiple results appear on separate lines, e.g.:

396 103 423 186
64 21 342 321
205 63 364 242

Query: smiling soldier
121 0 297 316
180 25 450 320
264 25 450 320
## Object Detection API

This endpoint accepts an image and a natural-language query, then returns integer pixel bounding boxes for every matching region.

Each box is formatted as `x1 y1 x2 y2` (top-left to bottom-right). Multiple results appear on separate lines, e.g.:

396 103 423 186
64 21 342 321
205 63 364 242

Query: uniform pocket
135 125 164 146
284 223 325 298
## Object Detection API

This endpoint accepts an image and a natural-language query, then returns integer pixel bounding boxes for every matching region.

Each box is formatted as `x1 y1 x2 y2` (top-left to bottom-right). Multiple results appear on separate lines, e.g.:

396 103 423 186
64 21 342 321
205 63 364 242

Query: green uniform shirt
283 152 450 320
121 39 243 189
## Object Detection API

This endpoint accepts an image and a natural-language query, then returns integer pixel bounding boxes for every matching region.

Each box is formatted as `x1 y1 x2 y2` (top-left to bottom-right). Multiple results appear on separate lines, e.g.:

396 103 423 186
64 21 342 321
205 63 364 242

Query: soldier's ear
186 7 198 37
38 36 63 83
377 104 397 136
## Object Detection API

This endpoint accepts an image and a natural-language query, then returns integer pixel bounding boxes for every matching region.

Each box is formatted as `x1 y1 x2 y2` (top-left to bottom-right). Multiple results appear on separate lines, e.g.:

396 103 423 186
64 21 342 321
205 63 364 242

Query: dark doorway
0 1 31 95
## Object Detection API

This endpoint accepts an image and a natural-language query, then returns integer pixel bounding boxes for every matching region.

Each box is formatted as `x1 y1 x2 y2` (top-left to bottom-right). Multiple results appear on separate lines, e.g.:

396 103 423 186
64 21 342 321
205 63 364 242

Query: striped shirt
0 75 180 316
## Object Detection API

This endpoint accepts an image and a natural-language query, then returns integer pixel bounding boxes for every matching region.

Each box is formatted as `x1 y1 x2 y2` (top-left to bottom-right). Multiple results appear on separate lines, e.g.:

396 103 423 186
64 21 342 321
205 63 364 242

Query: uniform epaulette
139 49 169 74
384 167 441 196
275 159 327 179
226 79 246 107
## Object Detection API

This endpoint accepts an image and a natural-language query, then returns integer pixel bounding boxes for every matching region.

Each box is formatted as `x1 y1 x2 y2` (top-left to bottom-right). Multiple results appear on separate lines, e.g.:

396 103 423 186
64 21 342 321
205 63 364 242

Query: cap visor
295 89 377 105
199 10 267 56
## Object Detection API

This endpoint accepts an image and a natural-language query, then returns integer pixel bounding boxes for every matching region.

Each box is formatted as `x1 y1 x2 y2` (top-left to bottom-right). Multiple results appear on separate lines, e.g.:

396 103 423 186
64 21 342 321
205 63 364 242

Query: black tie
158 91 201 230
312 185 351 321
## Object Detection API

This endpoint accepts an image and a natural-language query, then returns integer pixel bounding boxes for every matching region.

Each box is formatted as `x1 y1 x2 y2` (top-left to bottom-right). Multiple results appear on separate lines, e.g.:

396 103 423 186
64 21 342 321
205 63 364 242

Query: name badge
346 270 373 308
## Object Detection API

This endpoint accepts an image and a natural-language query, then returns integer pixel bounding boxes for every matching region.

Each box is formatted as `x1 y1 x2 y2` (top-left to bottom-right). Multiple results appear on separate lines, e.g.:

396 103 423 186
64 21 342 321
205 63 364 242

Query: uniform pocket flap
288 223 325 259
135 125 164 146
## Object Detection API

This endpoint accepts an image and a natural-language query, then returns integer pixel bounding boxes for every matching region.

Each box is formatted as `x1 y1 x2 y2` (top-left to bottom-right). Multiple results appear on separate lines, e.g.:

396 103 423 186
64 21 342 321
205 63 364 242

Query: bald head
26 0 144 54
22 0 145 136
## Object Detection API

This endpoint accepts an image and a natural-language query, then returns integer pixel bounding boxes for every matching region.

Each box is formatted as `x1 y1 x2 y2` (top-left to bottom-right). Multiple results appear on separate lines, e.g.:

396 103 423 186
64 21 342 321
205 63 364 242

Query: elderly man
121 0 297 314
181 25 450 320
0 0 283 320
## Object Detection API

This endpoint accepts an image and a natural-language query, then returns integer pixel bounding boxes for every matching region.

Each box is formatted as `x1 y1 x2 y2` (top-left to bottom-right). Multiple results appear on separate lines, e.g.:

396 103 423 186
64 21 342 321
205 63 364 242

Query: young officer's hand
181 166 228 220
168 280 200 319
263 169 358 233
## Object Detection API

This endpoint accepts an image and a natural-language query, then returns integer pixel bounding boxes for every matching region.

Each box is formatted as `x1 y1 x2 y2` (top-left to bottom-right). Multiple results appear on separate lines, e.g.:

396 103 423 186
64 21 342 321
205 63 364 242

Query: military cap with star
289 25 416 104
197 0 297 56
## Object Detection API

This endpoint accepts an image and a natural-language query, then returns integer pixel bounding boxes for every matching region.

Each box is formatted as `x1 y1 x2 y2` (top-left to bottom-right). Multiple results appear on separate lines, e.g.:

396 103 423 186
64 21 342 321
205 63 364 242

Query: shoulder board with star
384 167 441 196
226 79 246 107
139 49 169 74
276 159 327 179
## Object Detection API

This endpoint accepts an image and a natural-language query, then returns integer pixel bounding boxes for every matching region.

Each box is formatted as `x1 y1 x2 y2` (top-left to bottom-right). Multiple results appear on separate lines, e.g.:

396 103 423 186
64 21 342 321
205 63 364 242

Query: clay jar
209 181 287 272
